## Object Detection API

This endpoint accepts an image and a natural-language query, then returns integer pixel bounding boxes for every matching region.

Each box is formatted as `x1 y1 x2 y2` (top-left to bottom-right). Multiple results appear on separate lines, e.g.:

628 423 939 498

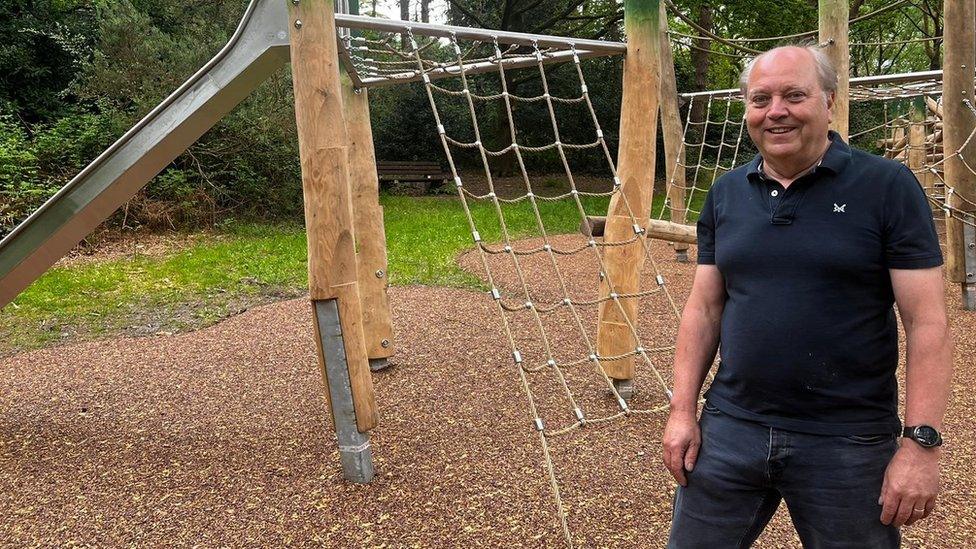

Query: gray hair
738 45 838 99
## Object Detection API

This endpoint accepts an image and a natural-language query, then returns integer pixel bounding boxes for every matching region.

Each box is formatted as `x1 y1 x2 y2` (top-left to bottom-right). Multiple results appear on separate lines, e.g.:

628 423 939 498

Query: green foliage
0 115 45 229
32 109 123 172
0 0 98 122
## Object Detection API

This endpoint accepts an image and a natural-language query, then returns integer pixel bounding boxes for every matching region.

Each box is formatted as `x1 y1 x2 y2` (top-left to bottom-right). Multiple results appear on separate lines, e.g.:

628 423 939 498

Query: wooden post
342 78 395 369
288 0 379 482
596 0 661 396
819 0 849 140
943 0 976 309
658 2 689 262
907 103 926 179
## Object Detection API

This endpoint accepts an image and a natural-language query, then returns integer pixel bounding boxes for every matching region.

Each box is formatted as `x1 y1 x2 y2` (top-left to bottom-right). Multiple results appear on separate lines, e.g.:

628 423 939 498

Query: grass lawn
0 191 701 355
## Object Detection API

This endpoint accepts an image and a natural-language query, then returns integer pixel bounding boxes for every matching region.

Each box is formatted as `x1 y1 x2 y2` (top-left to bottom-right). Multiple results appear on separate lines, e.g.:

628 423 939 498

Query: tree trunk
400 0 410 48
493 69 519 177
688 4 712 133
421 0 429 22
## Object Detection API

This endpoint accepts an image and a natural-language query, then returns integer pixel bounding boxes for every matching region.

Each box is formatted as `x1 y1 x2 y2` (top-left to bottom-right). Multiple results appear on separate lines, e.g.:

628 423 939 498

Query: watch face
915 426 940 447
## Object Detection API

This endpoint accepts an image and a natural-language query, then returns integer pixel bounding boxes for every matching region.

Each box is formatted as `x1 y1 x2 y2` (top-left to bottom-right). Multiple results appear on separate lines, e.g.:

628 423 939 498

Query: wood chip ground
1 237 973 547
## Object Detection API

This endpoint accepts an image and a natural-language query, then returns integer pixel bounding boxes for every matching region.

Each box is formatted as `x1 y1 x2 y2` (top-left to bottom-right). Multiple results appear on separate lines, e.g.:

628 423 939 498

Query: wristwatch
902 425 943 448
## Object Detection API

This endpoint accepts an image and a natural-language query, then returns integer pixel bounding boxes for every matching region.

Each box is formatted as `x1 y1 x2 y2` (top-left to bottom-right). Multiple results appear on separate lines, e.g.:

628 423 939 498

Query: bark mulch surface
1 236 974 547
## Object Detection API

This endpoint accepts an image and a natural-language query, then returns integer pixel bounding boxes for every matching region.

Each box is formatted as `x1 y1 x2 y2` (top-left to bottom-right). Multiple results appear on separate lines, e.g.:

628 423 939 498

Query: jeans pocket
702 401 721 415
843 433 895 445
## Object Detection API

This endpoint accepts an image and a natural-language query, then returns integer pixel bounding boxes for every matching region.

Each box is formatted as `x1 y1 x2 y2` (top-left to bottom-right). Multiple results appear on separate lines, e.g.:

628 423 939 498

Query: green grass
0 191 699 354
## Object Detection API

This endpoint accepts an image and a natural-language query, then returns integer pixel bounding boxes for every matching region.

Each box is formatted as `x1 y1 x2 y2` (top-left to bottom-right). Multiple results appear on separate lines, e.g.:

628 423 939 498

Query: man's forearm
903 318 952 430
670 304 722 414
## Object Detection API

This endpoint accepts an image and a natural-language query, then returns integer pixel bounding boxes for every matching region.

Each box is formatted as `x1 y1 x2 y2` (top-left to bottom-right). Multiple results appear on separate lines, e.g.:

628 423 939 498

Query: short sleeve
883 165 943 269
696 187 716 265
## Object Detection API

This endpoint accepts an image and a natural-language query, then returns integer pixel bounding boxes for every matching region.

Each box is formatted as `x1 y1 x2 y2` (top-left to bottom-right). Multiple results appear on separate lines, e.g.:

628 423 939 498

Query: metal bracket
314 299 375 484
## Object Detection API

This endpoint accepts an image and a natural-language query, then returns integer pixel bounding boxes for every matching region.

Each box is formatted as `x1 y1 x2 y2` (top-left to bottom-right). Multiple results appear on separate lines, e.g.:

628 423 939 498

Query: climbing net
658 73 976 236
343 28 683 547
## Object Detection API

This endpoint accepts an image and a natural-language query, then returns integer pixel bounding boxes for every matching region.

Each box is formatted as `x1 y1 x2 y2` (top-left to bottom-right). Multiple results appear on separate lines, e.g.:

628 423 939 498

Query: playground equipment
1 1 975 547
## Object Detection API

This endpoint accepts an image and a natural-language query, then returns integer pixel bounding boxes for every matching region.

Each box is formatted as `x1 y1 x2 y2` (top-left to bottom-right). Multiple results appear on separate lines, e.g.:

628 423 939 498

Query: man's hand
663 410 701 486
879 442 941 527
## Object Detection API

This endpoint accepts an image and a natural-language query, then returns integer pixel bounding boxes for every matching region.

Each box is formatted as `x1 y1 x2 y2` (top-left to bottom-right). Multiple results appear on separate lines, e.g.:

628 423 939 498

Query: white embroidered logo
833 203 846 213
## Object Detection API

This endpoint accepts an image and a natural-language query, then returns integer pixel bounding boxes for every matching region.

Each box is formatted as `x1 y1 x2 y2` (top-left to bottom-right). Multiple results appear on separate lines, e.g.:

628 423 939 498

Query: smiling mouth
766 127 795 135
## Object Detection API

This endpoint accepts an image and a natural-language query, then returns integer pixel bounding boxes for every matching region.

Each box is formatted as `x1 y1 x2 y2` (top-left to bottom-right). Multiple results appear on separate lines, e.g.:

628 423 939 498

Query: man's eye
751 96 769 106
787 93 806 101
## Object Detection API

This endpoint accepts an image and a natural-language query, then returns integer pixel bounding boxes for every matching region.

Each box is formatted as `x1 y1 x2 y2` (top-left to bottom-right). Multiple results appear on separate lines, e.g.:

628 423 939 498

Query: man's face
744 48 834 168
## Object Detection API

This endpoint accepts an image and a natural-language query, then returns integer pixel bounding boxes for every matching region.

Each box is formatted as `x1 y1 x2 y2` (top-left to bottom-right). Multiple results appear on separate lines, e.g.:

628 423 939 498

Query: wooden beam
581 216 696 244
658 1 689 260
596 0 661 383
819 0 849 139
288 0 378 433
943 0 976 308
342 79 395 363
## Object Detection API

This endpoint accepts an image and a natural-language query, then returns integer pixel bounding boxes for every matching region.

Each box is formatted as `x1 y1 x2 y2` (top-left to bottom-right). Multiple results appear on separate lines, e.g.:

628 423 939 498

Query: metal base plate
612 378 634 401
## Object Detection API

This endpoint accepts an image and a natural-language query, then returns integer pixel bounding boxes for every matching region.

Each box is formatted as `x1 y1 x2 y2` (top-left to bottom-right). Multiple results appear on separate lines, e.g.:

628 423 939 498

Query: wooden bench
376 160 450 193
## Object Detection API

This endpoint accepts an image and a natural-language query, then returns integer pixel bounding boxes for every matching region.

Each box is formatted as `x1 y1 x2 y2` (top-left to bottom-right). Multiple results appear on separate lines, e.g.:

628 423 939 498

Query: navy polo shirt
698 132 942 436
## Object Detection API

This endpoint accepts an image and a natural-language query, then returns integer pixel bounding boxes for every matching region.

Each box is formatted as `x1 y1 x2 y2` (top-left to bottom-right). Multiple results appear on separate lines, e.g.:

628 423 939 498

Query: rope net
659 75 976 237
346 30 684 546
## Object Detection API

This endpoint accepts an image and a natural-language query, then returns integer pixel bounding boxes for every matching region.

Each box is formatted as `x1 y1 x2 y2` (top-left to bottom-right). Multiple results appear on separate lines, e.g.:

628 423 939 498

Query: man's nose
766 97 789 119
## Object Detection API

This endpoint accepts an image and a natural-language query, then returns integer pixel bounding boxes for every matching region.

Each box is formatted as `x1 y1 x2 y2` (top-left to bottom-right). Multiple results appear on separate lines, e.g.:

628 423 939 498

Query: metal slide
0 0 290 308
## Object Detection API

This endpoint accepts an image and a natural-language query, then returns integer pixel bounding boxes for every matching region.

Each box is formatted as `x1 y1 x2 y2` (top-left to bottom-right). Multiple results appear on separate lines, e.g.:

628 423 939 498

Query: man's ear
826 91 835 121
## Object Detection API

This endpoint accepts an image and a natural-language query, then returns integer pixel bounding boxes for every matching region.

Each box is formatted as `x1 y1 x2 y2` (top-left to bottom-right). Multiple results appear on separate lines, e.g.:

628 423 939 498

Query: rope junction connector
533 418 545 431
581 84 588 94
513 350 523 364
454 176 462 188
632 223 643 235
490 288 501 300
573 407 585 424
472 230 481 242
656 275 665 286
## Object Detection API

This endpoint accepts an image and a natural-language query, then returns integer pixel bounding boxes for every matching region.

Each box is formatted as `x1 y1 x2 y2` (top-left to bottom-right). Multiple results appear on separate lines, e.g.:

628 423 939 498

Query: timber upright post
596 0 661 400
658 2 689 262
818 0 849 140
339 2 396 370
943 0 976 310
288 0 379 483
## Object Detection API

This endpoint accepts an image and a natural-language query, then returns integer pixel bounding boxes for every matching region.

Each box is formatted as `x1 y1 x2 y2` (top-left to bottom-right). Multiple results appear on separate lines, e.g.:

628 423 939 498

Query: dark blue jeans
667 402 900 548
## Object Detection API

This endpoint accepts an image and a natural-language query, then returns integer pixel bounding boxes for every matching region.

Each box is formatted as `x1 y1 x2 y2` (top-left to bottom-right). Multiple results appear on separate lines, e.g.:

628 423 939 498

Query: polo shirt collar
746 130 852 182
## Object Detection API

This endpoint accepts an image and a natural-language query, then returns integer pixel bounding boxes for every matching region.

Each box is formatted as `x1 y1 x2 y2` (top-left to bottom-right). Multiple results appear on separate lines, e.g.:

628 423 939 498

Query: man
663 45 953 548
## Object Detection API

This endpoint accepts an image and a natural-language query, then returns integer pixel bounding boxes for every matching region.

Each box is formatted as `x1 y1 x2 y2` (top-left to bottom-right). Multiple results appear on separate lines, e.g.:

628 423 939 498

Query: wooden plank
659 1 689 258
943 0 976 292
288 0 378 432
819 0 849 140
596 0 661 382
342 80 395 361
